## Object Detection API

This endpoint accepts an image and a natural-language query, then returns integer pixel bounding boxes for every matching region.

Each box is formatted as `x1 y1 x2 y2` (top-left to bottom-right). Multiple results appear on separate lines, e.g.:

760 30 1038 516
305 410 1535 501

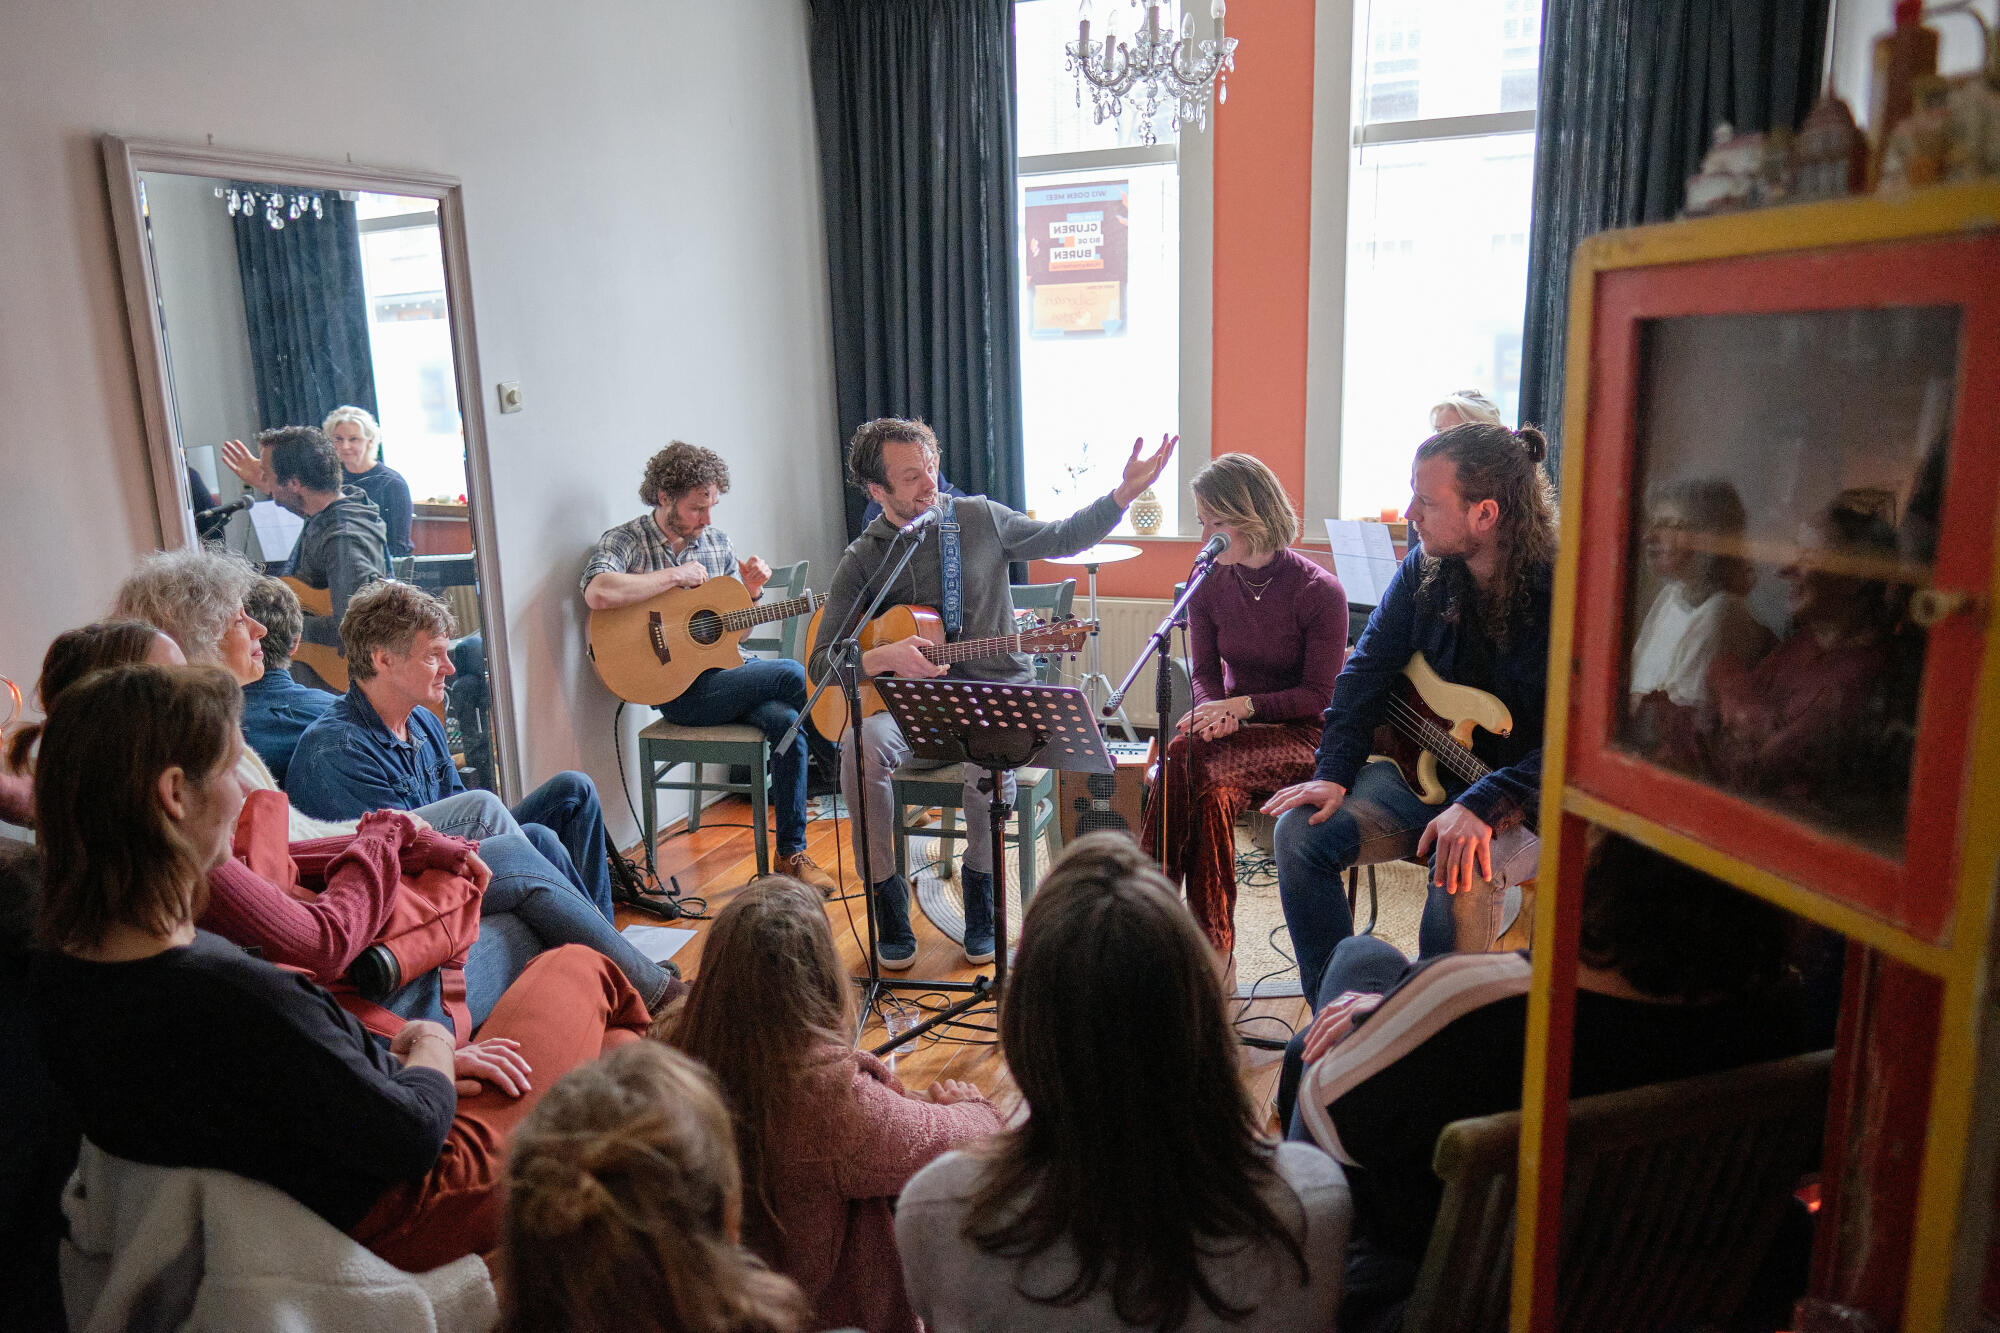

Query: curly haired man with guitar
582 441 835 893
1263 421 1557 1008
811 417 1174 970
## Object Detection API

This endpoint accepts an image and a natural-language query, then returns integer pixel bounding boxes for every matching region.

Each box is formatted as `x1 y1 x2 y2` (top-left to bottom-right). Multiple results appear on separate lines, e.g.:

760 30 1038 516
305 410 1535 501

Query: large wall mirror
102 136 519 800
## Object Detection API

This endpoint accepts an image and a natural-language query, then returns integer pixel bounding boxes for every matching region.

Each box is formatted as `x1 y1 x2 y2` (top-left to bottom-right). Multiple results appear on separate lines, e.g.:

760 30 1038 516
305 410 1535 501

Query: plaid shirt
580 513 740 592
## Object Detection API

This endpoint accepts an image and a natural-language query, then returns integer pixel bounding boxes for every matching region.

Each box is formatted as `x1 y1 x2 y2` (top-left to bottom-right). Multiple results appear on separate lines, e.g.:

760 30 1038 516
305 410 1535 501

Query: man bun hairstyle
640 441 732 509
845 417 938 493
339 579 455 682
261 425 342 494
1412 420 1558 642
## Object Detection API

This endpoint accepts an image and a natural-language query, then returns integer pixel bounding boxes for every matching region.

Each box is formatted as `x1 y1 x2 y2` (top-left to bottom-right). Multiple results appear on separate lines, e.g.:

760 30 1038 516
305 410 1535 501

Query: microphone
1193 531 1230 566
195 495 254 527
897 503 942 539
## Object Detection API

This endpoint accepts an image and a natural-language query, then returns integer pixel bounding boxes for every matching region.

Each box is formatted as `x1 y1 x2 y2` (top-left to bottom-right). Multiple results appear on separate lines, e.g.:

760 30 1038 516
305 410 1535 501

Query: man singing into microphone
812 417 1175 969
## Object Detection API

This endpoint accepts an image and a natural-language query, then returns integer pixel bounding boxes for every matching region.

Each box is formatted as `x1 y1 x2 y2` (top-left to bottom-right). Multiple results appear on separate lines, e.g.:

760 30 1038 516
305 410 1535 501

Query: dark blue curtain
233 188 378 430
809 0 1026 539
1518 0 1827 473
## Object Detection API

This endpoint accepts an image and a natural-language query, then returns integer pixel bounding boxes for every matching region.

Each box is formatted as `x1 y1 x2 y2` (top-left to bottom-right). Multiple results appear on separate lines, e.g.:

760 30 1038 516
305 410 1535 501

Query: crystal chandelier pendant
1069 0 1237 144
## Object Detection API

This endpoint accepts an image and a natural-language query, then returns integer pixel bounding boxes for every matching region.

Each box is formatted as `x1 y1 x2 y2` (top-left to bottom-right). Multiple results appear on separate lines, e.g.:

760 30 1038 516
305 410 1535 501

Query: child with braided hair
501 1041 813 1333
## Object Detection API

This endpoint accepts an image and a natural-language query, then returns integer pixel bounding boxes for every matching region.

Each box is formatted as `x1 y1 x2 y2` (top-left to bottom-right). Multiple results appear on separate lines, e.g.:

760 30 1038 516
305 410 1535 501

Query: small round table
1047 542 1143 742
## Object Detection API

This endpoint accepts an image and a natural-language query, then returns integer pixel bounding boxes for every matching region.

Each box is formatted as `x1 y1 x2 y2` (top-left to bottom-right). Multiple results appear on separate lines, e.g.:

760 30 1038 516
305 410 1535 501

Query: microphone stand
776 512 992 1048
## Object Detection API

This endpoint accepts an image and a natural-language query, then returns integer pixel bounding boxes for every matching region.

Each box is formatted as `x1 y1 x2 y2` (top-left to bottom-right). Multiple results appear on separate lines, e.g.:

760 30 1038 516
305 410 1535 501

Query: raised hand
1112 432 1178 507
220 438 272 493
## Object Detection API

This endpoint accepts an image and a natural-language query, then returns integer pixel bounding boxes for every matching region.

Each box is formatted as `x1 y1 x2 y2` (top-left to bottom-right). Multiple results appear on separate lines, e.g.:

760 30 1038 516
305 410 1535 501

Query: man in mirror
223 426 388 689
581 441 835 894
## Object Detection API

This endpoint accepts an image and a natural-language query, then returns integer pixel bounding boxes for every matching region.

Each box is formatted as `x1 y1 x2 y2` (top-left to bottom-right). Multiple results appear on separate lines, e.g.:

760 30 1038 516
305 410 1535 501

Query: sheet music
1323 519 1400 606
248 499 305 565
619 924 697 963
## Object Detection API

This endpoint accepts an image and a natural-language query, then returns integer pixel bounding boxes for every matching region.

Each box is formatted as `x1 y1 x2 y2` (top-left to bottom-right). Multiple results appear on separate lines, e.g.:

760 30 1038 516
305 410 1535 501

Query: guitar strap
939 495 963 639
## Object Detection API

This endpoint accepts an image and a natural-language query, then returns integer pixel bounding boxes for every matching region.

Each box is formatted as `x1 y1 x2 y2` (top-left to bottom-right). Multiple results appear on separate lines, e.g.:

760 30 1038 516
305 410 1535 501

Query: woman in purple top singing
1144 454 1348 971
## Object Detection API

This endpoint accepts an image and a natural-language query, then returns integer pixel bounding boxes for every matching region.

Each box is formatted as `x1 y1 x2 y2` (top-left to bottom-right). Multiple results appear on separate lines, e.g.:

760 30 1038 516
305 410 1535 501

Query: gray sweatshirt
292 486 390 649
810 493 1124 685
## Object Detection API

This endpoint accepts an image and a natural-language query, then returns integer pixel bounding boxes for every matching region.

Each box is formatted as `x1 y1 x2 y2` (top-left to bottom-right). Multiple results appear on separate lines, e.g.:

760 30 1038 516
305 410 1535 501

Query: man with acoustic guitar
1263 421 1556 1006
581 440 835 893
812 417 1175 970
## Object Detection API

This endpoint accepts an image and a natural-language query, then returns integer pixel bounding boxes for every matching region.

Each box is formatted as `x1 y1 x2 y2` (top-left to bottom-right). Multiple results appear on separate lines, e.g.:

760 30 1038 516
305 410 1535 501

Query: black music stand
871 679 1111 1048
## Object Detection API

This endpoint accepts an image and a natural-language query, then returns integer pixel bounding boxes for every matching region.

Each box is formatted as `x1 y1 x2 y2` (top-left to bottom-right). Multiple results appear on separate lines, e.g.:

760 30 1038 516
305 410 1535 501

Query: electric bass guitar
588 576 818 705
804 604 1093 739
1367 651 1513 805
280 578 350 694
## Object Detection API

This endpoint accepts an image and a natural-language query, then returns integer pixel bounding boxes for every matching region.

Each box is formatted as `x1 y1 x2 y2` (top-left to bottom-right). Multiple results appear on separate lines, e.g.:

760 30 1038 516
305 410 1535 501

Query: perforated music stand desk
873 679 1111 1011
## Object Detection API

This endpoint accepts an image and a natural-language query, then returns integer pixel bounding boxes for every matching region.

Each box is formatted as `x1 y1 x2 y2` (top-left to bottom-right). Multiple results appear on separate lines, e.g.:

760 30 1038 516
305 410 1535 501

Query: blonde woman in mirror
323 406 415 560
1428 389 1503 432
500 1041 817 1333
1627 478 1775 769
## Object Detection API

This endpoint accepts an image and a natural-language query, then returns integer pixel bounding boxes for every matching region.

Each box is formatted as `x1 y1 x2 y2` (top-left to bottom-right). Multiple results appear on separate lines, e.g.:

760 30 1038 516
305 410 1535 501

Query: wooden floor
618 796 1310 1127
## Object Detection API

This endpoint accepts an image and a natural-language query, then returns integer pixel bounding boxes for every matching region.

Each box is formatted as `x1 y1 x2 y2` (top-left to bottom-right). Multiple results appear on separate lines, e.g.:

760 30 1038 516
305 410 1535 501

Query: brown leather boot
773 850 838 896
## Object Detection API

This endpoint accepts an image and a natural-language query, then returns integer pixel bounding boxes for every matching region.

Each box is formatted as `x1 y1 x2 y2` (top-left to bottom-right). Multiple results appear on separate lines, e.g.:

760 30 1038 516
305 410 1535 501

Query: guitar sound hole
688 610 724 646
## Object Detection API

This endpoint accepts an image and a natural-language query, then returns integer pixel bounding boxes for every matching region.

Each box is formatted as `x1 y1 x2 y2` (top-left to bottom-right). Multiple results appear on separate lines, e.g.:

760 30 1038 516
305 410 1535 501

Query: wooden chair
886 581 1074 899
1401 1048 1831 1333
634 560 810 880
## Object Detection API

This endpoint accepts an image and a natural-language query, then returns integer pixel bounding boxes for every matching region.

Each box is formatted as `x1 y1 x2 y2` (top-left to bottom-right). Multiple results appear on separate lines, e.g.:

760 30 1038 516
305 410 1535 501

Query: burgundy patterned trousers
1142 720 1320 955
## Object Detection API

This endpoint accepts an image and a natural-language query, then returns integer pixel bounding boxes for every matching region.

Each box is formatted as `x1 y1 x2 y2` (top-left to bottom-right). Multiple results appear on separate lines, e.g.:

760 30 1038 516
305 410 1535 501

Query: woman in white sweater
897 834 1350 1332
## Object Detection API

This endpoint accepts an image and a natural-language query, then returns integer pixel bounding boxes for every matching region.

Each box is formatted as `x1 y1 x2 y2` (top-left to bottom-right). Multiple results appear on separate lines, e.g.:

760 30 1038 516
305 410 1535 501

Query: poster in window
1025 181 1129 336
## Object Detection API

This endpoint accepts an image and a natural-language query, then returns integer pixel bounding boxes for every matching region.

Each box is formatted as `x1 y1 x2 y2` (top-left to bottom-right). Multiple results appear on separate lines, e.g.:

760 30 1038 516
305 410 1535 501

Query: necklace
1237 566 1278 601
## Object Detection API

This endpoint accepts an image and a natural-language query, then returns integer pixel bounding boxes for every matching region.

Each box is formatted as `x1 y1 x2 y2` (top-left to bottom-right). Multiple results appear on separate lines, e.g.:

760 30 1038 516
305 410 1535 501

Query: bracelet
409 1031 457 1062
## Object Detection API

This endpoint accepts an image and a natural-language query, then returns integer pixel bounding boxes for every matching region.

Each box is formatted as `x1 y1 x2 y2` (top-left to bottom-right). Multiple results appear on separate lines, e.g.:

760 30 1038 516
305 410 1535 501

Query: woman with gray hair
109 546 683 1022
1427 389 1503 433
324 405 414 559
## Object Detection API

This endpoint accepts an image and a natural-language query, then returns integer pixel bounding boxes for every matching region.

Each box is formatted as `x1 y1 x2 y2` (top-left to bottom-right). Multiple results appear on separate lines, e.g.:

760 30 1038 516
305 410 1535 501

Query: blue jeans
1279 933 1411 1139
410 789 518 842
378 829 673 1027
655 659 810 857
1274 760 1540 1000
510 771 614 922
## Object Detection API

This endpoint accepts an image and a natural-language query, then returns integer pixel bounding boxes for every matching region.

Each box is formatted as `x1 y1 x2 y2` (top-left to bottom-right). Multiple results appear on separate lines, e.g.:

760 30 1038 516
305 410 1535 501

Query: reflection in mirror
1619 306 1958 859
136 170 500 793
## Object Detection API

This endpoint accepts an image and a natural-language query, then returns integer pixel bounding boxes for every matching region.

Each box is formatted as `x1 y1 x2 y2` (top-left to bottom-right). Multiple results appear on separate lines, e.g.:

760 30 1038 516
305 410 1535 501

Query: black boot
960 868 995 965
873 873 918 971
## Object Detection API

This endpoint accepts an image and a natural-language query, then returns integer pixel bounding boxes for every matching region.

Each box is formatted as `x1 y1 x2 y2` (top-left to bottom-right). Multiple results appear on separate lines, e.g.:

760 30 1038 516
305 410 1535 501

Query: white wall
0 0 843 846
1828 0 1995 132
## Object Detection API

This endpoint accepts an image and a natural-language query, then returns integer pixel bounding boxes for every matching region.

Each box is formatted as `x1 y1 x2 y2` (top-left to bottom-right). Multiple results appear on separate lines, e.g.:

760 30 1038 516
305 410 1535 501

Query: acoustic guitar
588 576 817 705
1367 651 1513 805
804 605 1093 740
280 577 349 694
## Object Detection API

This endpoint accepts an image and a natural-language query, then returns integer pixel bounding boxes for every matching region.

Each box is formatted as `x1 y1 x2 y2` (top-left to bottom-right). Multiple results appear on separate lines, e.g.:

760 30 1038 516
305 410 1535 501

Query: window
354 193 466 505
1015 0 1185 534
1339 0 1541 521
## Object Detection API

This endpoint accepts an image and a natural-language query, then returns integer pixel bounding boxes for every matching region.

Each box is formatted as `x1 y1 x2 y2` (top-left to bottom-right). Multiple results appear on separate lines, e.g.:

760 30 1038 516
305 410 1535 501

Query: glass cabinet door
1568 235 2000 944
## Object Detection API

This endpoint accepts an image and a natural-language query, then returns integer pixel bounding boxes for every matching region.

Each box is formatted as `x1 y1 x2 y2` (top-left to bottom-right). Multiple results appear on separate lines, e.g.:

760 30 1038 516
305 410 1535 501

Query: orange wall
1033 0 1321 599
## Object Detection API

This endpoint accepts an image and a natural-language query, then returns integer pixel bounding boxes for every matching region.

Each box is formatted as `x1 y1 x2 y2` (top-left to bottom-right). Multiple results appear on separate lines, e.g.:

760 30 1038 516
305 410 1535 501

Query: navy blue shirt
345 462 415 560
286 684 463 821
1314 549 1552 830
241 668 339 784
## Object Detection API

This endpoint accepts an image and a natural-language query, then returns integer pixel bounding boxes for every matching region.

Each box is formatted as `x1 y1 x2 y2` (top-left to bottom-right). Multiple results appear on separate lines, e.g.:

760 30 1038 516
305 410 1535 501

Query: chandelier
213 184 324 230
1067 0 1239 146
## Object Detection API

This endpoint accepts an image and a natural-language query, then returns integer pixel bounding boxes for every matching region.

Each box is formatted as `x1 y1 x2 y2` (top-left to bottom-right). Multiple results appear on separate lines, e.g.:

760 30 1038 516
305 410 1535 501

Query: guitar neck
719 592 815 633
1388 702 1493 787
919 630 1032 665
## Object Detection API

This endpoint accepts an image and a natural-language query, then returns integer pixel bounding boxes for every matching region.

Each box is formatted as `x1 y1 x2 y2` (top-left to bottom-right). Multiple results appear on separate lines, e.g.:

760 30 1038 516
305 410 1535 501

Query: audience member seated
898 834 1350 1333
325 405 415 560
106 553 678 1018
1428 389 1502 432
27 663 653 1271
0 843 74 1333
671 877 1002 1333
1286 834 1808 1333
1626 477 1773 768
1144 453 1347 973
222 425 389 688
240 575 339 783
501 1041 813 1333
287 579 618 920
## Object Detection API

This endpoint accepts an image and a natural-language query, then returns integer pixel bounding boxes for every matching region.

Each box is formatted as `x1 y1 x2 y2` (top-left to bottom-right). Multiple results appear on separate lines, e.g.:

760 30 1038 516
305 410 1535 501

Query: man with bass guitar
811 417 1174 971
581 440 835 893
1262 421 1556 1006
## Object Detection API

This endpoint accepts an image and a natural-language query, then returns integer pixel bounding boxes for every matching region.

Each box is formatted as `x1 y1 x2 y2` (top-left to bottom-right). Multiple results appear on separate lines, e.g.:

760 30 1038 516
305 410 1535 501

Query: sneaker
960 868 996 965
873 874 918 971
774 850 838 896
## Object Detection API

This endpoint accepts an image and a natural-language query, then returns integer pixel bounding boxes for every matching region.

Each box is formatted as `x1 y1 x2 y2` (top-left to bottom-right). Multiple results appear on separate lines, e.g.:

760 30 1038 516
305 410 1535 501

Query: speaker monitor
1059 741 1150 842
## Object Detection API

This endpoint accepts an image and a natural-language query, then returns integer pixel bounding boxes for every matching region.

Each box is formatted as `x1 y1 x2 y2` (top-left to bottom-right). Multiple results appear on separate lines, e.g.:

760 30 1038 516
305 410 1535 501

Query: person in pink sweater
671 877 1003 1333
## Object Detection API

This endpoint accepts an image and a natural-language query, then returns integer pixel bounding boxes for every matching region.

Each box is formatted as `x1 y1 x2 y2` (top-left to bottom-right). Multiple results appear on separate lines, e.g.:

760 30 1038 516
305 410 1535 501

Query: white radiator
1056 596 1176 731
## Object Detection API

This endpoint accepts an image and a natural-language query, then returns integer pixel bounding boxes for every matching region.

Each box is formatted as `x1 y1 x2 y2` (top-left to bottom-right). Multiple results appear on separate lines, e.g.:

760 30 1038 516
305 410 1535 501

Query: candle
1379 506 1400 524
1211 0 1226 16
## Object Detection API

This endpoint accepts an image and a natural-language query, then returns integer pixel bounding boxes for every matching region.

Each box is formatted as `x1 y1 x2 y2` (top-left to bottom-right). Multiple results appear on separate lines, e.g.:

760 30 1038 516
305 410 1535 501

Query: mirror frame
101 133 522 802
